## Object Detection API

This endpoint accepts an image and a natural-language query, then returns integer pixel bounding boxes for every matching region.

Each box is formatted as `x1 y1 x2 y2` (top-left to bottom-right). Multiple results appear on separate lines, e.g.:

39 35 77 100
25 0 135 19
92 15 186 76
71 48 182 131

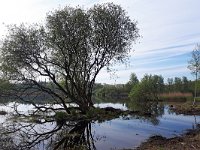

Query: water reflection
1 100 200 150
126 101 165 125
48 121 96 150
2 120 96 150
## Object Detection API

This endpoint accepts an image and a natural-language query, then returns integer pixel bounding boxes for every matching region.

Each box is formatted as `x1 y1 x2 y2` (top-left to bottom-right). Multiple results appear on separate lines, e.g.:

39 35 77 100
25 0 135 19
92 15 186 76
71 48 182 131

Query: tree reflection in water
49 121 96 150
1 101 165 149
126 100 165 125
3 120 96 150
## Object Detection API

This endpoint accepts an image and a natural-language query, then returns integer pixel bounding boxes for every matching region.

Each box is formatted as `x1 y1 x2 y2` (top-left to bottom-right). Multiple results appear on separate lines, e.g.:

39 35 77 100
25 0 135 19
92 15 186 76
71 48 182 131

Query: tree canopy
125 72 139 92
129 74 164 101
0 3 139 113
188 44 200 77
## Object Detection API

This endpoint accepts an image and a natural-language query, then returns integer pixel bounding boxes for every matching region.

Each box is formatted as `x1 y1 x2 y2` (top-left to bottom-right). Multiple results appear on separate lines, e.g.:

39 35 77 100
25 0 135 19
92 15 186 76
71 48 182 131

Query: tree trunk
193 72 197 105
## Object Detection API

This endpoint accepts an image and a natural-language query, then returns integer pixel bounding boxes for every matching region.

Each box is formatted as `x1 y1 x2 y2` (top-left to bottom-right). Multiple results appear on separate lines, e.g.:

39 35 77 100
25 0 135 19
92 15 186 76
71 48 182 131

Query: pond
0 101 200 150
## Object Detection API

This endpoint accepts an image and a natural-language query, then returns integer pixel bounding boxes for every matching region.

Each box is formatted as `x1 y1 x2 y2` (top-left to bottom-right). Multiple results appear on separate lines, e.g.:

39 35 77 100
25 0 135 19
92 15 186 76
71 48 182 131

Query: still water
93 102 200 149
0 102 200 150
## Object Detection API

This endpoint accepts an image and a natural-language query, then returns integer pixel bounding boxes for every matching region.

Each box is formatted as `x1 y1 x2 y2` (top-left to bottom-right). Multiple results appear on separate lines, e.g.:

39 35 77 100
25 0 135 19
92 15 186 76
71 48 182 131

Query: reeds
159 92 193 102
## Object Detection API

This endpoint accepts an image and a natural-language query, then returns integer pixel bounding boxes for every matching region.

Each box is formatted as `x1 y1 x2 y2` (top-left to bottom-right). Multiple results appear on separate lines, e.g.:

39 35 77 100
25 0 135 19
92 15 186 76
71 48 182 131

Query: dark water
1 102 200 150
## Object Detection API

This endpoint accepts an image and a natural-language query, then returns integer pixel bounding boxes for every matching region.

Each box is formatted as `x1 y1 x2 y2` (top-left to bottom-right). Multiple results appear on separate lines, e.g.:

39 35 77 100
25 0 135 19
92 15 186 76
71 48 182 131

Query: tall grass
159 92 193 102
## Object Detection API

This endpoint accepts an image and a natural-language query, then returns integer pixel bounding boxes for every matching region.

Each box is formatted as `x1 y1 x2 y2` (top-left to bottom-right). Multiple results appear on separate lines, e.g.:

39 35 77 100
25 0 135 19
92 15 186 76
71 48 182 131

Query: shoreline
136 102 200 150
136 125 200 150
170 103 200 115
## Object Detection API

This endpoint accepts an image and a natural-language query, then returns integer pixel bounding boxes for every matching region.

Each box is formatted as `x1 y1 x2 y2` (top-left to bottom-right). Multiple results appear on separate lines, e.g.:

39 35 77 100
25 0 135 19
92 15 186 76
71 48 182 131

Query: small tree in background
129 74 164 101
125 72 139 92
188 44 200 105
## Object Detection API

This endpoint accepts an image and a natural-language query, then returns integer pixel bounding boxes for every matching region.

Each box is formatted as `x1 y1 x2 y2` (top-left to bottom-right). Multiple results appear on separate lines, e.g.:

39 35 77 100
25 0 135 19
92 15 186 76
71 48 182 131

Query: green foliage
188 44 200 76
165 76 194 94
0 3 139 113
129 74 164 101
55 111 68 123
126 101 164 125
182 76 189 92
85 107 125 122
125 72 139 92
86 107 102 118
94 72 138 100
174 77 182 91
128 74 196 102
0 78 13 101
95 84 128 99
0 78 12 92
94 73 196 102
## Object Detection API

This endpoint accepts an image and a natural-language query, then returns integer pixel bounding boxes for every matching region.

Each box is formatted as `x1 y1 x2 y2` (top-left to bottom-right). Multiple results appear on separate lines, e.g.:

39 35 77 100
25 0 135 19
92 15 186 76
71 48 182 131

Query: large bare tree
0 3 139 113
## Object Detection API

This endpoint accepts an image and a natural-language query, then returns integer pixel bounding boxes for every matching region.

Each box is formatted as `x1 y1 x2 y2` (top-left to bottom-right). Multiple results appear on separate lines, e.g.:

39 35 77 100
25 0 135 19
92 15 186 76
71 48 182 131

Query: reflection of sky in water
92 106 200 150
0 102 200 150
94 103 128 110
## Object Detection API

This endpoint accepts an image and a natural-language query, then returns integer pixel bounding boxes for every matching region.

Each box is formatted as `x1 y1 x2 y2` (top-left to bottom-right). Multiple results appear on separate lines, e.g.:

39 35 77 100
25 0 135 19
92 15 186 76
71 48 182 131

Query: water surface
0 102 200 150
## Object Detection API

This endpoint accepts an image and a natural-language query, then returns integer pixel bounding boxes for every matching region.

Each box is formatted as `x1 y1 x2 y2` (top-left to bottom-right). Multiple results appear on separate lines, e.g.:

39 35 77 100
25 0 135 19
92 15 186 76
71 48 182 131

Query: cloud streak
0 0 200 84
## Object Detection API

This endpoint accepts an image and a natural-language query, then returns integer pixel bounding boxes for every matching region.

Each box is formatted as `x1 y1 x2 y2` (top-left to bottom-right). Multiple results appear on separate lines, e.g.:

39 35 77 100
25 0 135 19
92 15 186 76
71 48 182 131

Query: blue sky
0 0 200 84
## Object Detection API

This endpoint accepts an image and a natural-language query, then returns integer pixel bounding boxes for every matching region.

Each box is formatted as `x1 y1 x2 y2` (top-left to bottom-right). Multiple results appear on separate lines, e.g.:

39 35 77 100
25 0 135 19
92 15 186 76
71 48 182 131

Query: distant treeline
0 80 65 103
0 73 198 103
94 73 198 101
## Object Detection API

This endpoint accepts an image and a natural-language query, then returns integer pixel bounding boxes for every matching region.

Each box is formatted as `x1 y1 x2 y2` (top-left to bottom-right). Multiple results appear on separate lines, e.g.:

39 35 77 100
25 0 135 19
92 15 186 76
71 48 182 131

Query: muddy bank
136 125 200 150
170 103 200 115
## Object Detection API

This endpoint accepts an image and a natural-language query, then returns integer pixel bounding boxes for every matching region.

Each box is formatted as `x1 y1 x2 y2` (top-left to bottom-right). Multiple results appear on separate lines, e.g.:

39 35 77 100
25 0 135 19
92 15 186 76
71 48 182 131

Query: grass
170 101 200 115
194 97 200 102
159 92 193 102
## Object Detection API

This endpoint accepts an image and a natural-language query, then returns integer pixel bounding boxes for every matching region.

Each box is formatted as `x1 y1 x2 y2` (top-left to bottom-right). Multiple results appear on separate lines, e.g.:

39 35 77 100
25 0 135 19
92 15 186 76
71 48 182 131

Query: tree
188 44 200 105
182 76 189 92
129 73 139 85
167 78 173 92
0 3 139 113
129 74 164 101
174 77 182 92
152 75 164 94
125 72 139 92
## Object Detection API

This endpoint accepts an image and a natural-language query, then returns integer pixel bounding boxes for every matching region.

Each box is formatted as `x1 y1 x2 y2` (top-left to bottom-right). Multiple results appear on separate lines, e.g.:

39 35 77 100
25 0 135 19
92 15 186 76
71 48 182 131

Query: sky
0 0 200 84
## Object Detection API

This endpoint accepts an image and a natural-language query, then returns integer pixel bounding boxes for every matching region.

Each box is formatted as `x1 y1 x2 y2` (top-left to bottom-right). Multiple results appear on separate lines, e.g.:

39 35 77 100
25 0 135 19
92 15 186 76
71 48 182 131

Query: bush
129 74 164 101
